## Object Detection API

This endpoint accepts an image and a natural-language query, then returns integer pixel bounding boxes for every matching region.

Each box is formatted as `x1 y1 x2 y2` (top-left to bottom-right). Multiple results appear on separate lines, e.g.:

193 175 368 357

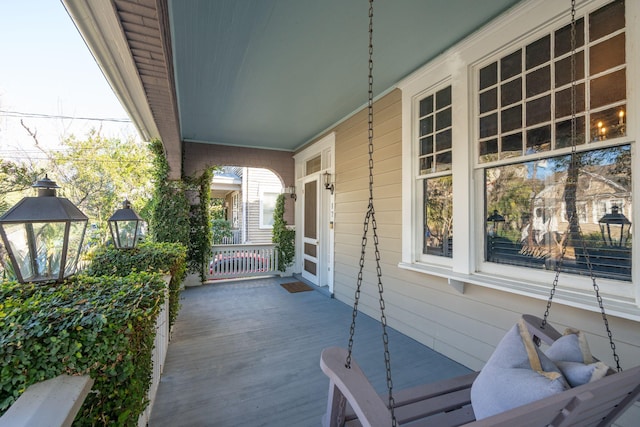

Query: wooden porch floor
148 277 471 427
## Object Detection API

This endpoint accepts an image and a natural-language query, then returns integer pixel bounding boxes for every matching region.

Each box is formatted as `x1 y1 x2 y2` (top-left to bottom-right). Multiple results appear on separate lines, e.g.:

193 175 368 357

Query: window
401 0 636 311
478 0 626 162
231 193 239 229
479 0 631 282
419 85 453 258
260 192 279 228
485 145 631 281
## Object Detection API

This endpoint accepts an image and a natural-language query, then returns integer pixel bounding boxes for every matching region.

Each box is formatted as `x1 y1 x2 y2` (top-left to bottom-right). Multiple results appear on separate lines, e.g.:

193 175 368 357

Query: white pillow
470 319 569 420
544 328 609 387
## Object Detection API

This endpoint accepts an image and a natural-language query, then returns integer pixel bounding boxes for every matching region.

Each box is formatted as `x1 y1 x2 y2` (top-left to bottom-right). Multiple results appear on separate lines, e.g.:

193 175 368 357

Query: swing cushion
544 328 610 387
470 319 569 420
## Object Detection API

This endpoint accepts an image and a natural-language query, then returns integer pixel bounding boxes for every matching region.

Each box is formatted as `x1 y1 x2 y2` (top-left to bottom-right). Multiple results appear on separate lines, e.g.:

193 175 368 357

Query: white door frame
293 133 335 293
301 175 320 285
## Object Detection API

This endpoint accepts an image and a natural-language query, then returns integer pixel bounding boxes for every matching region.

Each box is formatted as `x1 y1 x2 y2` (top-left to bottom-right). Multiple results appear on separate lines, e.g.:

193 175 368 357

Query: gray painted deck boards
149 277 471 427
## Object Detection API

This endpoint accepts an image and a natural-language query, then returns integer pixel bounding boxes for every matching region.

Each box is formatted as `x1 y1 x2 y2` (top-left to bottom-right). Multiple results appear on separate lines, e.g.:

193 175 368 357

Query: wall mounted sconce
323 171 334 195
284 186 297 201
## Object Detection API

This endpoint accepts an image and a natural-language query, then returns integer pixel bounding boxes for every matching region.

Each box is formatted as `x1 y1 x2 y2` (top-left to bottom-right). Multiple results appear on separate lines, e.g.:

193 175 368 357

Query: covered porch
148 277 470 426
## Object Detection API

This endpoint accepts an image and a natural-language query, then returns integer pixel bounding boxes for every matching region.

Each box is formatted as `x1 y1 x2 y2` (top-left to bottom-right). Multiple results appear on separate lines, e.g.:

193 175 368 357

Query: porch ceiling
62 0 523 179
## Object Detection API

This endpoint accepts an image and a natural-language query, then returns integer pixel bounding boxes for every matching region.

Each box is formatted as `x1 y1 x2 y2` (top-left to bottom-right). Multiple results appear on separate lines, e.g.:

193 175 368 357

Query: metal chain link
345 1 397 425
541 0 621 372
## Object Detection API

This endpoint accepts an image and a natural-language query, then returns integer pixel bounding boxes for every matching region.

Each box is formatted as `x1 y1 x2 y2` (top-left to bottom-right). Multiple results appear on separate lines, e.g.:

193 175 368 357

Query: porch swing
320 1 640 426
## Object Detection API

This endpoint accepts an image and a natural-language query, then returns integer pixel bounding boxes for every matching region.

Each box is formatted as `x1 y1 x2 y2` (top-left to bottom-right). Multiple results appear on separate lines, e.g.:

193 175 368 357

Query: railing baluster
208 243 279 280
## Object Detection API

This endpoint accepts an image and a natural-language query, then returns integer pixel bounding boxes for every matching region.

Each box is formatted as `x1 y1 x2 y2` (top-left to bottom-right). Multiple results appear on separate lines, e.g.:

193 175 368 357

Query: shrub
0 273 166 425
184 168 213 281
212 218 233 244
272 194 295 272
148 139 190 247
86 241 186 328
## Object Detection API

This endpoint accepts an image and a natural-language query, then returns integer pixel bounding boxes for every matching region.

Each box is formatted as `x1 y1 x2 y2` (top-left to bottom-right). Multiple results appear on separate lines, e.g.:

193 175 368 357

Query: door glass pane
304 259 317 275
304 181 317 239
304 243 317 257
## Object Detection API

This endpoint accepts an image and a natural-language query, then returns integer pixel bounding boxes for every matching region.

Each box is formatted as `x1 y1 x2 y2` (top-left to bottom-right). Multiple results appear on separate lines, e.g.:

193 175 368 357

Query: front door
302 178 319 285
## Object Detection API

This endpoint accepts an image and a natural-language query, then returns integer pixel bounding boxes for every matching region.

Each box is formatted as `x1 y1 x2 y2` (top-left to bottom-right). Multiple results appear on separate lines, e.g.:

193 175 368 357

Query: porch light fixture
486 210 505 237
0 175 88 283
598 205 631 247
108 200 143 249
284 186 297 201
323 171 334 195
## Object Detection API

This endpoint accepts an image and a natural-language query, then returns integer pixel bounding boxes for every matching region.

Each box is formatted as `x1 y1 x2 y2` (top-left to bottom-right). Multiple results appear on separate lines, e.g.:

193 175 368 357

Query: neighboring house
211 167 284 244
64 1 640 423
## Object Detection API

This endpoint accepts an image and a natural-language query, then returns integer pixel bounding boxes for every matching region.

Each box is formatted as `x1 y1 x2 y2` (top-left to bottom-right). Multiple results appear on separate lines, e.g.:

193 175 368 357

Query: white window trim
398 0 640 321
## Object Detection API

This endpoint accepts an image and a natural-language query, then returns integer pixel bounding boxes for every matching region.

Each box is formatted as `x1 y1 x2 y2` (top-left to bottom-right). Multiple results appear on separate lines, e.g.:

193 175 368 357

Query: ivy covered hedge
0 273 166 424
86 241 187 328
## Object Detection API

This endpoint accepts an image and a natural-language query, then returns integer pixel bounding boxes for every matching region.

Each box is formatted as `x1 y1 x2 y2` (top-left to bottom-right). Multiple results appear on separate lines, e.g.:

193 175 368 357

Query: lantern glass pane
33 222 65 281
115 220 139 248
64 221 87 276
2 223 33 279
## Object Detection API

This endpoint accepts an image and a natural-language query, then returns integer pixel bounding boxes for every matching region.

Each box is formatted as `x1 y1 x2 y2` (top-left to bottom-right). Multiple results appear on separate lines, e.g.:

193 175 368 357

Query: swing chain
345 1 397 425
541 0 621 372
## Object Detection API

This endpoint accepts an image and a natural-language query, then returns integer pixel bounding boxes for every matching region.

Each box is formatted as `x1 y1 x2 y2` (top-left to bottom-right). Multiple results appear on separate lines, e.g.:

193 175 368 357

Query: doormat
280 281 314 293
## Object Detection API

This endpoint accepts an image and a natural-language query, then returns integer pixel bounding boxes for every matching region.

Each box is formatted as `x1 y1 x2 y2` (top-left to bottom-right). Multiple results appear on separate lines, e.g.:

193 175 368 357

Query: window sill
398 261 640 322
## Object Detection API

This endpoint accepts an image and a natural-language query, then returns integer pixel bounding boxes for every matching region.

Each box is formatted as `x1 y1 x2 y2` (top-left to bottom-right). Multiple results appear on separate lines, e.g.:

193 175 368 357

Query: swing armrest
320 347 392 427
521 314 562 345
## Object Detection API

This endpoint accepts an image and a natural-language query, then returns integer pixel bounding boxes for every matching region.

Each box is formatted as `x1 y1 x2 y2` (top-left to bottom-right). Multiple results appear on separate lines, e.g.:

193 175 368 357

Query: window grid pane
418 85 452 175
477 1 626 164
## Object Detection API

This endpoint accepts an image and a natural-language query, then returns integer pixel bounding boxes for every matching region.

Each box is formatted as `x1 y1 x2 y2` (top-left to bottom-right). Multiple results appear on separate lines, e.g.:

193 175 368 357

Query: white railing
0 375 93 427
220 230 242 244
138 275 170 427
208 243 278 280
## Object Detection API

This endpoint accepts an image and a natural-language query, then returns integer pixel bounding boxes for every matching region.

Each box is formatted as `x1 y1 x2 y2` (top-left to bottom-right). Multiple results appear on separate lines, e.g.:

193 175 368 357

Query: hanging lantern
108 200 143 249
486 210 505 237
598 205 631 247
0 176 88 283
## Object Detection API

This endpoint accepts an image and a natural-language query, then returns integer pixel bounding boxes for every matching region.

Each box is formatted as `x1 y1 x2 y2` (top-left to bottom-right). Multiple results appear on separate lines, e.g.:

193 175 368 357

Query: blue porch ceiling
169 0 523 151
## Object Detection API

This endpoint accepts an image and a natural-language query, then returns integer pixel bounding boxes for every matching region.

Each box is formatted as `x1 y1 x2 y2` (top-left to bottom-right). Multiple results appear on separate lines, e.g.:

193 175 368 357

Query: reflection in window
261 192 279 228
485 145 632 281
478 0 627 164
424 176 453 257
418 85 453 259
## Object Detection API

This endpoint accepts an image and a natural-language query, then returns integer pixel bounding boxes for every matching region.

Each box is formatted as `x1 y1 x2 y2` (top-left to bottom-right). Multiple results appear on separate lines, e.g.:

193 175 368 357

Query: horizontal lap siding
246 168 280 243
325 89 639 387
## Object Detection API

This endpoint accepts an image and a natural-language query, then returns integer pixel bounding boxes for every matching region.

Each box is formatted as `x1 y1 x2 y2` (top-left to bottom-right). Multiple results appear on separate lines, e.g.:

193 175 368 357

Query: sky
0 0 139 162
